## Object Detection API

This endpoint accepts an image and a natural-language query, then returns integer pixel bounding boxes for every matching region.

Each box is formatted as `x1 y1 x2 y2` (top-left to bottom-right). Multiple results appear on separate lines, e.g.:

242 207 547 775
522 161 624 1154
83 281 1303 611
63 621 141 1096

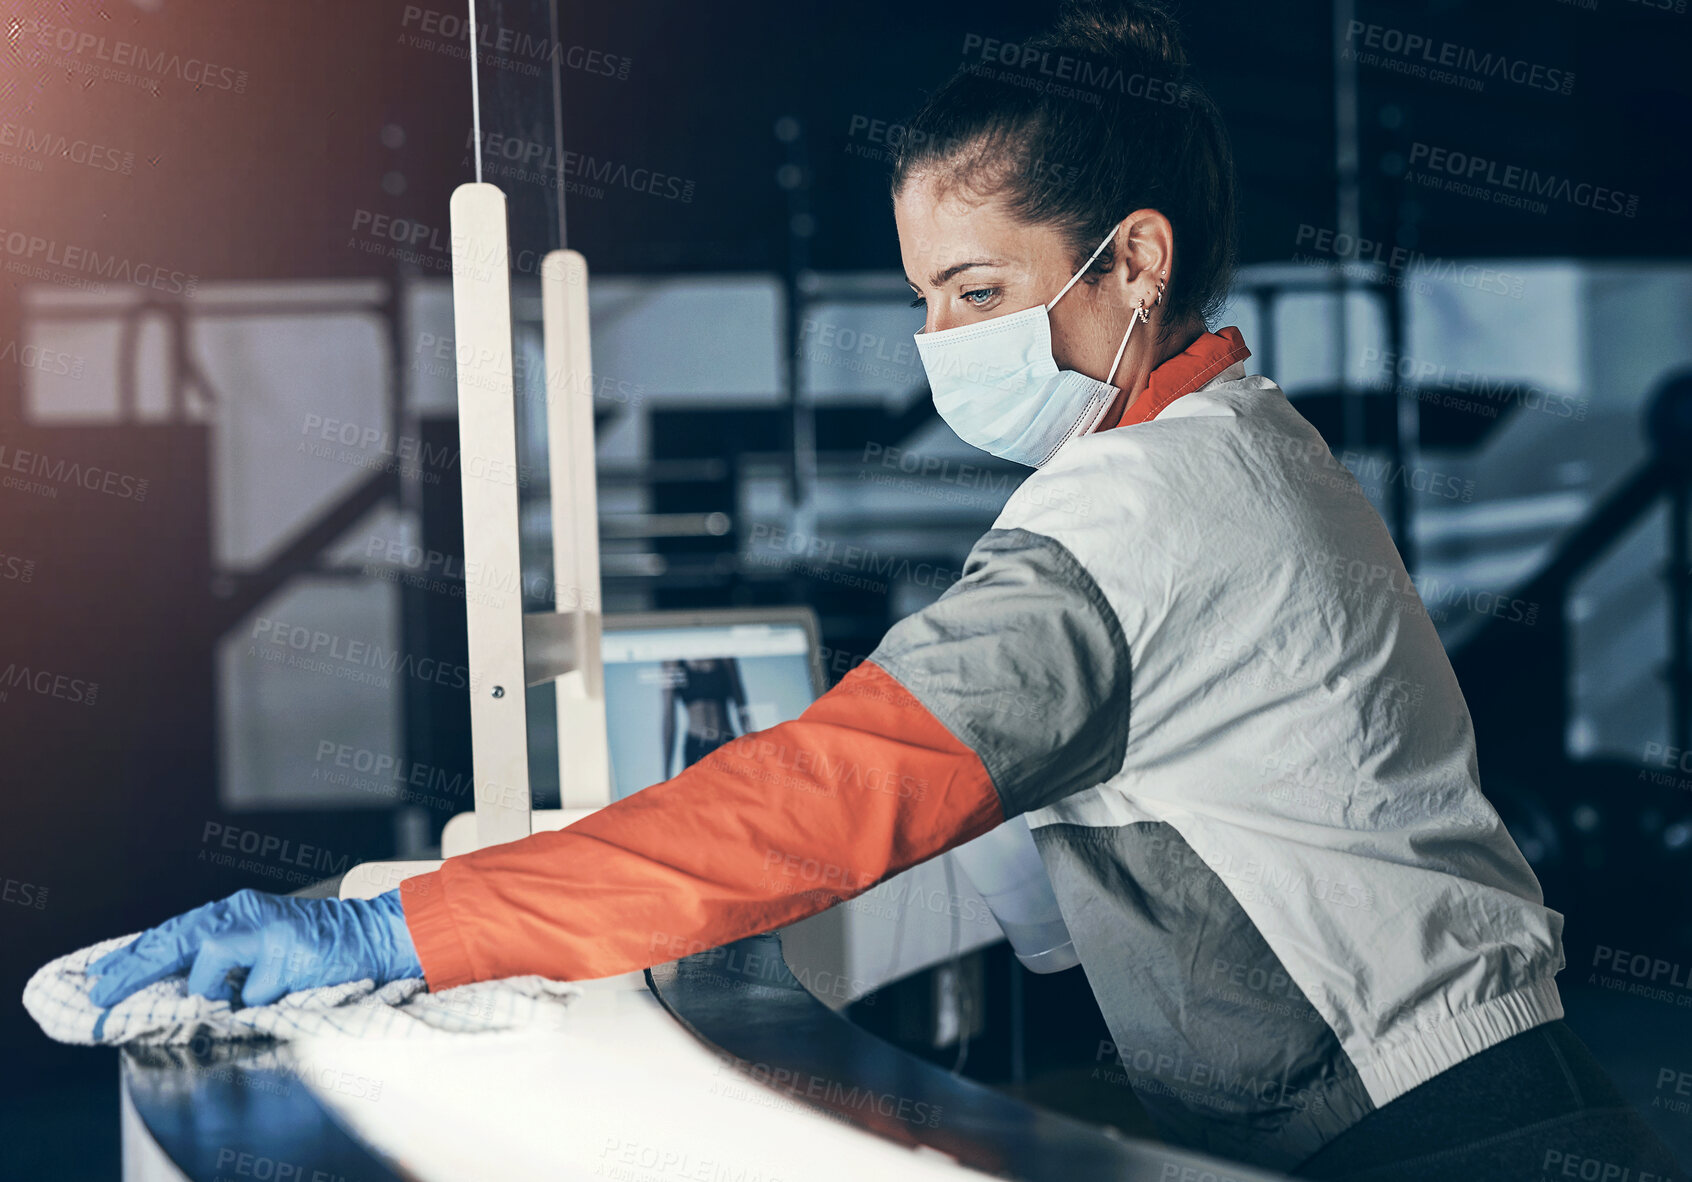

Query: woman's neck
1094 313 1208 432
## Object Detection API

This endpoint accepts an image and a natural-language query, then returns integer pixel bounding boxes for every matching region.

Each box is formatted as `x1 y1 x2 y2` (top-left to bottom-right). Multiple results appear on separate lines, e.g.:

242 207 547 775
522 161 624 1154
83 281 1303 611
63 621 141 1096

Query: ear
1113 208 1175 309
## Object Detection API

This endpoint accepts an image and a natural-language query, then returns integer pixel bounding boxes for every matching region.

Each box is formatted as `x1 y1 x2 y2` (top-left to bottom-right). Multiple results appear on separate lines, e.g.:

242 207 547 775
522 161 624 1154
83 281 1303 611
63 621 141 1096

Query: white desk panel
292 973 986 1182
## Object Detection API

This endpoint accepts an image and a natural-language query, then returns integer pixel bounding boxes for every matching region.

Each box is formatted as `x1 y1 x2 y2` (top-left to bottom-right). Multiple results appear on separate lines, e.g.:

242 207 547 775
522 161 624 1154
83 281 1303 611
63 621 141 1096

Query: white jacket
870 332 1564 1168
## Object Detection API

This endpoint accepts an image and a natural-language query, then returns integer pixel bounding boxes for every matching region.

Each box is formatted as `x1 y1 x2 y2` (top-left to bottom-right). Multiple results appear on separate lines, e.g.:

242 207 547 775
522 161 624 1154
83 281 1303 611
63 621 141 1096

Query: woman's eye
963 288 997 307
908 294 926 308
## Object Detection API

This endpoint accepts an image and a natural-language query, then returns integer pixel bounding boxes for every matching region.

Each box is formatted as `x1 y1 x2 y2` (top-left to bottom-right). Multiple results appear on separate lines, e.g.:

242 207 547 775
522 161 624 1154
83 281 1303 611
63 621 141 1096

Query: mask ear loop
1104 298 1147 388
1106 270 1170 384
1106 268 1166 386
1045 223 1123 311
1050 222 1145 388
1054 292 1142 463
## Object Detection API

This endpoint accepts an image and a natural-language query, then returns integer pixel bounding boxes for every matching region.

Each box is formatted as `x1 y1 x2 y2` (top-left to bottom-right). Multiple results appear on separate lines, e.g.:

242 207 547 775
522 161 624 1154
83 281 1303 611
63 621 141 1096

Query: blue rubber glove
87 888 423 1009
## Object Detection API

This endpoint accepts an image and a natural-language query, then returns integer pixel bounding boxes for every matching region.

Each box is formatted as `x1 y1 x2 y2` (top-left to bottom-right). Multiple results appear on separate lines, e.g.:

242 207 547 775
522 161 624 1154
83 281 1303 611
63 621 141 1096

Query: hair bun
1045 0 1189 77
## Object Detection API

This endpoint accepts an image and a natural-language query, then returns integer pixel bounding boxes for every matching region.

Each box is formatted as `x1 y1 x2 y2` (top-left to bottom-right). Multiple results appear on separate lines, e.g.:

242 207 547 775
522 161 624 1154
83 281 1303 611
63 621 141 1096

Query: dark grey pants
1292 1021 1683 1181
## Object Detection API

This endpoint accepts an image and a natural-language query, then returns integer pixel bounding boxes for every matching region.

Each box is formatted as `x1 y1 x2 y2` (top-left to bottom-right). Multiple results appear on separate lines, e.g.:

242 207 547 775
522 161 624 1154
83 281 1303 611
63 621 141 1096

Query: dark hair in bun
891 0 1237 331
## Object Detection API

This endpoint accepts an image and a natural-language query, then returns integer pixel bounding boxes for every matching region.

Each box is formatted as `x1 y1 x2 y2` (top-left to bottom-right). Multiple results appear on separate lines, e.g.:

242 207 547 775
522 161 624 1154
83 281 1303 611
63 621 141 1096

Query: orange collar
1113 325 1251 427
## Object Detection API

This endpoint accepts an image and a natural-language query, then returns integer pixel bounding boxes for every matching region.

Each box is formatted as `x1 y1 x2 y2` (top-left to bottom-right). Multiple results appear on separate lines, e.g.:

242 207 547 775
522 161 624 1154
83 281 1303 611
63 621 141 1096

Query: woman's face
894 173 1145 387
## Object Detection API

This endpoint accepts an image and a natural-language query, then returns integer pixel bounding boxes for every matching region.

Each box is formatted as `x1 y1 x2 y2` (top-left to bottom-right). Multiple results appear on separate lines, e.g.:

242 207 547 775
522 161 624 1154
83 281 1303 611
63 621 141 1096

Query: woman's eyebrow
906 260 1004 290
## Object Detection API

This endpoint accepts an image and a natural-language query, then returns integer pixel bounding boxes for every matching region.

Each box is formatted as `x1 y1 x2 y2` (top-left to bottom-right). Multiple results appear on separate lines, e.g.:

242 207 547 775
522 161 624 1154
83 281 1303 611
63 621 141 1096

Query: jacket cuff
398 871 477 990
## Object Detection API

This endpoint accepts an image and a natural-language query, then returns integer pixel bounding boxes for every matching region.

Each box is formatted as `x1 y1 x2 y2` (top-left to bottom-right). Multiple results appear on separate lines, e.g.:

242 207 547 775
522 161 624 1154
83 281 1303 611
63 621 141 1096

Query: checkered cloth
25 932 581 1046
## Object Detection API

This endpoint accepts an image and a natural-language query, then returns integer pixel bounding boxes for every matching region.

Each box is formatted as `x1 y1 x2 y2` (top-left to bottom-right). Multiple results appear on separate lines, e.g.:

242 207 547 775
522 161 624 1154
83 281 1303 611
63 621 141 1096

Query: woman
87 3 1680 1177
659 657 751 779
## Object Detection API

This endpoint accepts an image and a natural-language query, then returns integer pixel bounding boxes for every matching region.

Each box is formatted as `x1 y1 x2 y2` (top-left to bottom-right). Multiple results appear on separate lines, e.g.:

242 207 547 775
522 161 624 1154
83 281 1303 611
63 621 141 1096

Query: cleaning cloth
25 932 579 1047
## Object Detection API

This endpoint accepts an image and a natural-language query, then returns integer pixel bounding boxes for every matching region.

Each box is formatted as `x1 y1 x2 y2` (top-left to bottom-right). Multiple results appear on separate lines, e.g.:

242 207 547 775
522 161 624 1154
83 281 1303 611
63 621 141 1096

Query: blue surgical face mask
913 223 1140 468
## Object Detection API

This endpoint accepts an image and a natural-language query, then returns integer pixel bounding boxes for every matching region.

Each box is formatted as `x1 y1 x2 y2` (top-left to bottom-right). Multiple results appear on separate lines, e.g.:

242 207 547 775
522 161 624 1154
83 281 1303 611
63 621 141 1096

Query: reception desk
120 931 1286 1182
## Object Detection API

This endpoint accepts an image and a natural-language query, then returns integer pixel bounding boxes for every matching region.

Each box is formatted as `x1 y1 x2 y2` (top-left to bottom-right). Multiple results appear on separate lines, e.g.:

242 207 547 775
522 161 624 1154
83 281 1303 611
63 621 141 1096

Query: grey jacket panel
870 527 1132 818
1037 821 1375 1169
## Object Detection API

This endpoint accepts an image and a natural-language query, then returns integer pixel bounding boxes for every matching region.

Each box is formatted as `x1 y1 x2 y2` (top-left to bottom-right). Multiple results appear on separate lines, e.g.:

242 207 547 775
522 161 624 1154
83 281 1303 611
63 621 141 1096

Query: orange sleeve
397 660 1006 989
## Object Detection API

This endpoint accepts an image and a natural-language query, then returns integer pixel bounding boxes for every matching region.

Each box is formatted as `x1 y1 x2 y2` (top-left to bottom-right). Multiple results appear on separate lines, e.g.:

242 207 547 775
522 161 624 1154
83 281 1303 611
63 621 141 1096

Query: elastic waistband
1351 977 1565 1106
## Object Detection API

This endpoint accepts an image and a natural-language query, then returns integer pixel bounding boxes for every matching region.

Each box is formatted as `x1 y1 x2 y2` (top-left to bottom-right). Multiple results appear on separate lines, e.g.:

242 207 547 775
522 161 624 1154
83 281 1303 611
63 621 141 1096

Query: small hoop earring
1136 298 1151 324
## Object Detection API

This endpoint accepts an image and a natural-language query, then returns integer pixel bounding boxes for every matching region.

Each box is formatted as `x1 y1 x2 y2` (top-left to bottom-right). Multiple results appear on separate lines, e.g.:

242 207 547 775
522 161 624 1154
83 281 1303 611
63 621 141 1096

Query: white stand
341 183 609 899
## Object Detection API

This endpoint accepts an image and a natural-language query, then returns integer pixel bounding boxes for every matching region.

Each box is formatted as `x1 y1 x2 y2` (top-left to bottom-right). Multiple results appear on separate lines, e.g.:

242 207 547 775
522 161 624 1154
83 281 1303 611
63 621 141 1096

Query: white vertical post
450 182 533 846
542 249 611 807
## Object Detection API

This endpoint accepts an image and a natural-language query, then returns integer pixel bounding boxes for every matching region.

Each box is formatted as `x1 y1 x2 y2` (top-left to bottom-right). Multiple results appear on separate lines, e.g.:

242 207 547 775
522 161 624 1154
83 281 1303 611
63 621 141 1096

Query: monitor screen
601 618 820 800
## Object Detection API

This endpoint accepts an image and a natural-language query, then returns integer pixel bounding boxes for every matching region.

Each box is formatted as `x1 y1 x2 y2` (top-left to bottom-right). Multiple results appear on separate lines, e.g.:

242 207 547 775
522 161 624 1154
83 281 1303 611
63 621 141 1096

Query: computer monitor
600 608 825 801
